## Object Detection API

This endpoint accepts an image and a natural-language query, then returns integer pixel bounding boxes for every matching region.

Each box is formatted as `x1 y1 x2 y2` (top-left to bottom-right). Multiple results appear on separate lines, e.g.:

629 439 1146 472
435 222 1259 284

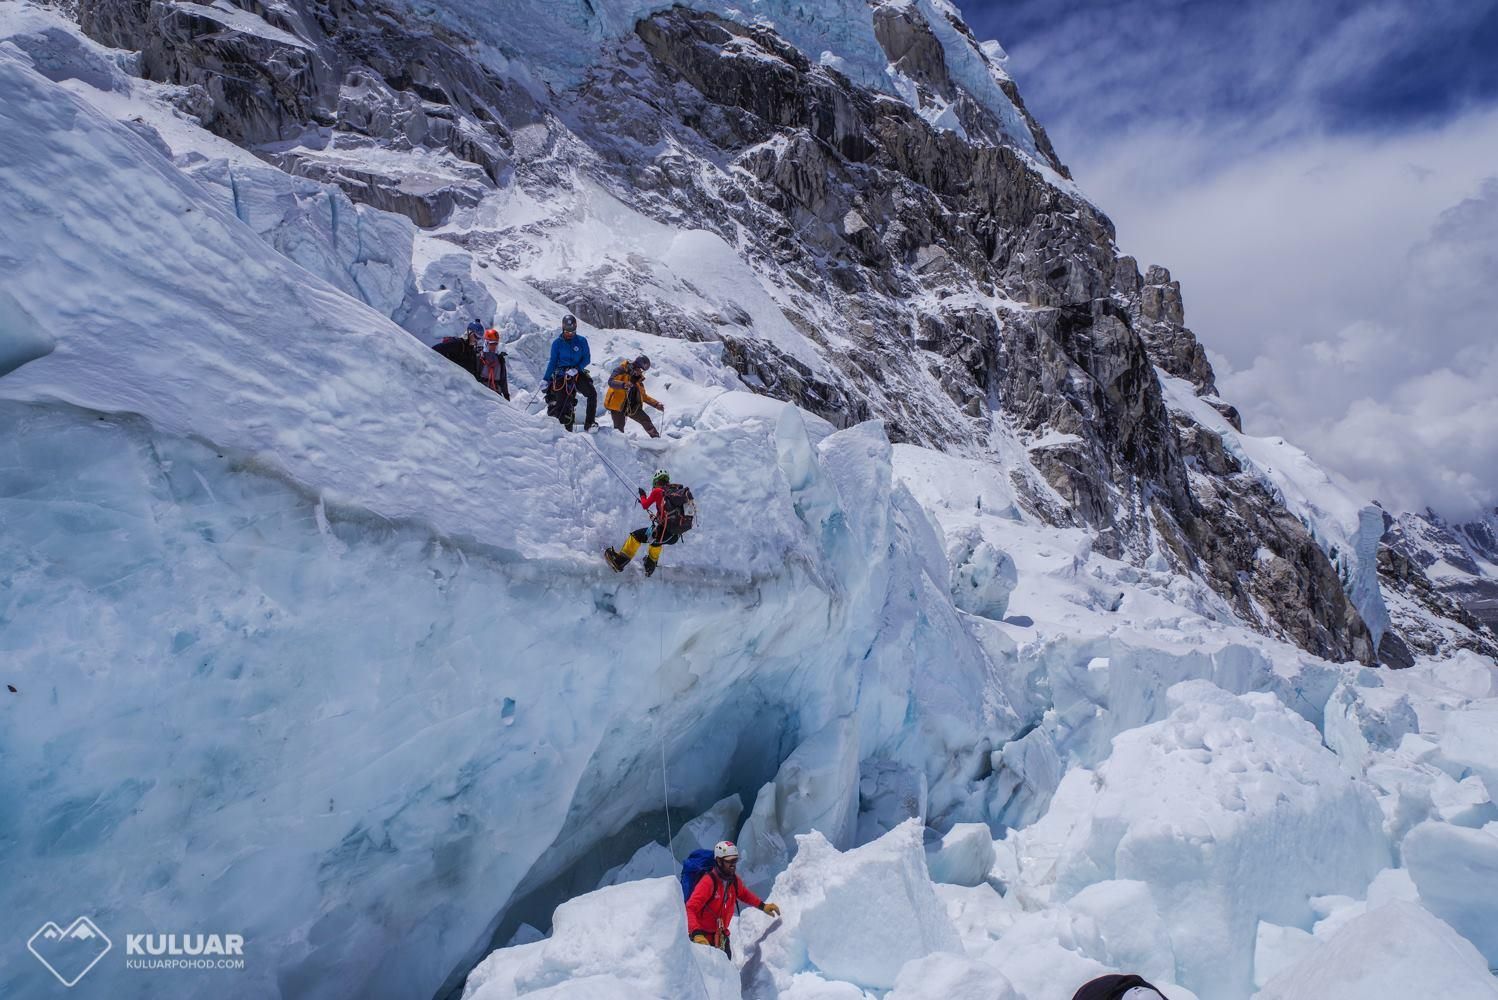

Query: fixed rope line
585 435 640 499
658 614 675 857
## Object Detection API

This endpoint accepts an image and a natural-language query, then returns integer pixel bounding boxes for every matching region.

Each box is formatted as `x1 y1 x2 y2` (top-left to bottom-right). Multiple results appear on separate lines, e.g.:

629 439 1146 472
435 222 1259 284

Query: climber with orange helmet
479 326 509 399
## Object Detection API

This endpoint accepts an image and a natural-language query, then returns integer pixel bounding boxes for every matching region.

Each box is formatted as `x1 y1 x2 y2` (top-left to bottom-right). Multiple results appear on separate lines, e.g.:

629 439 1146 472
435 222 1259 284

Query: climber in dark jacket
1071 974 1169 1000
432 322 480 378
542 314 597 431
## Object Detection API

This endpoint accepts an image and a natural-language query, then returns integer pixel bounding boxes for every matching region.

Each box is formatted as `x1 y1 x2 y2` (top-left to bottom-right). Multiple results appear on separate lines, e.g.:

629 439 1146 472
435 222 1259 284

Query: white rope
585 435 639 498
658 615 675 857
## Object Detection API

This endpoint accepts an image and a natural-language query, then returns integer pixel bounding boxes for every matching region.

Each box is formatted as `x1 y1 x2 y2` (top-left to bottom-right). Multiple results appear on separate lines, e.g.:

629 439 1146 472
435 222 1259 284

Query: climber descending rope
604 469 696 578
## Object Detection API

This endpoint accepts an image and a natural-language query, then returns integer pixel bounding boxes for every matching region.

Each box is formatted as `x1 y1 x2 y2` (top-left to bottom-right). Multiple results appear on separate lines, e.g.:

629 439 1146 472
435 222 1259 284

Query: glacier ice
1401 821 1498 966
743 823 961 994
670 795 746 858
887 952 1019 1000
1014 680 1391 998
1254 901 1498 1000
0 51 1012 998
461 878 739 1000
923 822 997 887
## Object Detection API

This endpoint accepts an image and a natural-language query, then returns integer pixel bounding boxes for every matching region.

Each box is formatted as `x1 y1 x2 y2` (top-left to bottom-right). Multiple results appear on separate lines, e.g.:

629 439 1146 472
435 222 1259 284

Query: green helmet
652 469 669 487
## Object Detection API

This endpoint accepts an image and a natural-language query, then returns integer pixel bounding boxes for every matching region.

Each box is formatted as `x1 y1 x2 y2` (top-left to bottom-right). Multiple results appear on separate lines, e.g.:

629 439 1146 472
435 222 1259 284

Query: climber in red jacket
686 841 780 957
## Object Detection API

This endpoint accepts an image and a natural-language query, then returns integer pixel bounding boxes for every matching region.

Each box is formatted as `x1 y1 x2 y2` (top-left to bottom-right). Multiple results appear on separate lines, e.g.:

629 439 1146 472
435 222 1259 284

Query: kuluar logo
28 916 113 987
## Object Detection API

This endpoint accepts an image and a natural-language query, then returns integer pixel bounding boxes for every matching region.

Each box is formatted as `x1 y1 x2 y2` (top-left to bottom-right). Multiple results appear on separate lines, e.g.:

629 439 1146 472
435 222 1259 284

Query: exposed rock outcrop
1379 511 1498 660
76 0 524 222
567 7 1374 661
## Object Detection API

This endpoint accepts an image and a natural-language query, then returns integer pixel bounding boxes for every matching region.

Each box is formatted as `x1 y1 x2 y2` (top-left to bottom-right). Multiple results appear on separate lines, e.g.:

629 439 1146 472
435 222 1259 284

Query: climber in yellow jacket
604 355 664 438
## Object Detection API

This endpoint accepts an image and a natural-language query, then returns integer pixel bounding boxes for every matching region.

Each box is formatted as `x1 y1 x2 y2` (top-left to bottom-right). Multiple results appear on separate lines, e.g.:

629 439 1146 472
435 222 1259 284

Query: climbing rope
658 615 675 857
483 320 678 855
585 435 640 499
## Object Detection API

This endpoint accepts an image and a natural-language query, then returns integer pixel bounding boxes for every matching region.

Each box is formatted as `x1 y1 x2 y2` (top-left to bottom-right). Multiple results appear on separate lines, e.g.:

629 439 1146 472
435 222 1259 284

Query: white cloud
971 0 1498 518
1063 115 1498 519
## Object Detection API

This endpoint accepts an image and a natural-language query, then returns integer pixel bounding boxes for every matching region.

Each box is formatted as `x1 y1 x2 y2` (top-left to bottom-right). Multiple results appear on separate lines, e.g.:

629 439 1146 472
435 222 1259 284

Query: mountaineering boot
604 547 628 572
643 555 658 577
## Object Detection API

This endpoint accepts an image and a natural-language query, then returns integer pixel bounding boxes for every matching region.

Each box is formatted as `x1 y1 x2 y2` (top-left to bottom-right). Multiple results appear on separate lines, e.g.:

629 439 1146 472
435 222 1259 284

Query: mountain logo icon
28 917 112 987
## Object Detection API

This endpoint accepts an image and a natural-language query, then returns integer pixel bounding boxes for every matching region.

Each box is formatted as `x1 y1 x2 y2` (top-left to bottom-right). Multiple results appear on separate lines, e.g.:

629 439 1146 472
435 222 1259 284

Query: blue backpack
680 849 717 901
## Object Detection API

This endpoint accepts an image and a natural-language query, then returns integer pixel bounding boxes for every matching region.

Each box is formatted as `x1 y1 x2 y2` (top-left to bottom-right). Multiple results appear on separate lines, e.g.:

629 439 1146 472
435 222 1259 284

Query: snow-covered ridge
1160 374 1391 647
423 0 1048 162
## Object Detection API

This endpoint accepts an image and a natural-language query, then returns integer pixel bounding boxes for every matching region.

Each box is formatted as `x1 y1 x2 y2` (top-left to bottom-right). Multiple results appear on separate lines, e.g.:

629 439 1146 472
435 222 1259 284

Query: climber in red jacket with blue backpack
682 841 780 958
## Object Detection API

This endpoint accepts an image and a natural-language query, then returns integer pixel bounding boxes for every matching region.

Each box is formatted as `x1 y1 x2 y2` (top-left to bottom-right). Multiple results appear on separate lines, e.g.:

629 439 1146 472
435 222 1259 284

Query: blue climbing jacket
543 334 590 380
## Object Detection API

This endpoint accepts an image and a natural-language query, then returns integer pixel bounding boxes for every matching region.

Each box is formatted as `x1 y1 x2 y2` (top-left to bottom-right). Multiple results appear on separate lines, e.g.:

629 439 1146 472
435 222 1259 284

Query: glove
651 401 665 411
690 932 711 945
761 903 780 917
638 487 647 498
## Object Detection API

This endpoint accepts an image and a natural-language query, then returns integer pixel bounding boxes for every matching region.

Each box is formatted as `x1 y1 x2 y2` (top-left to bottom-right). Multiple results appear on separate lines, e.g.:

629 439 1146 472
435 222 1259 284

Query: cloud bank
962 0 1498 518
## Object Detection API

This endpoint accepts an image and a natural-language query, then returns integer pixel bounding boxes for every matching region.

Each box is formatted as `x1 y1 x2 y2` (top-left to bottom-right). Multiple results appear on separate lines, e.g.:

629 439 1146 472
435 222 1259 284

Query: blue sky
968 0 1498 141
957 0 1498 518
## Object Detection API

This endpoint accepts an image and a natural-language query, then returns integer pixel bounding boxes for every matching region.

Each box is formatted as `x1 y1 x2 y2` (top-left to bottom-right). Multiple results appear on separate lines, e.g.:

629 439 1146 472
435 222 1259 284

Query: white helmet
713 840 739 861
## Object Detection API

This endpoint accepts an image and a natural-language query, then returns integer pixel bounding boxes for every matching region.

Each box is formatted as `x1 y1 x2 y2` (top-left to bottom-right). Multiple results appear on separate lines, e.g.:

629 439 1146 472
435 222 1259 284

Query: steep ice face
0 392 1017 998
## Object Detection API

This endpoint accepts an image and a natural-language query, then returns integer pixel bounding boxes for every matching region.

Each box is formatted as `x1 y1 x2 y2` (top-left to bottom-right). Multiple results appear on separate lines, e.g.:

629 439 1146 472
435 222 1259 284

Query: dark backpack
680 849 716 901
662 484 696 538
433 337 477 376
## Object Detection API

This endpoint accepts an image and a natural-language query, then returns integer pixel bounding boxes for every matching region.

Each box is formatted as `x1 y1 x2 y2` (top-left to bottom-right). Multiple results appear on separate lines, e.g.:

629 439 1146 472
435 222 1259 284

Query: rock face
69 0 1385 662
565 7 1375 662
77 0 522 222
1378 510 1498 661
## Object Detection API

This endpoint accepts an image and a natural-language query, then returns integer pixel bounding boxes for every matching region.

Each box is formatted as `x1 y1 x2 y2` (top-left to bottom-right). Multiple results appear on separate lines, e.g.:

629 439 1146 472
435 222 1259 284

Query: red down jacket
686 870 763 939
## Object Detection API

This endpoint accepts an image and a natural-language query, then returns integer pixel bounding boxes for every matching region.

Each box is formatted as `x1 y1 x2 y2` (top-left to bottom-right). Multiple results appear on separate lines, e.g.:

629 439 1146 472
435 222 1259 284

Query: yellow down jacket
604 360 659 414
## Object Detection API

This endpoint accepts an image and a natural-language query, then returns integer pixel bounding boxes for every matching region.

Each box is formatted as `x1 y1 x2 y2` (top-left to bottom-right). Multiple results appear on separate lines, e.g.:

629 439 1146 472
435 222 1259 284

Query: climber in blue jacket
542 314 597 431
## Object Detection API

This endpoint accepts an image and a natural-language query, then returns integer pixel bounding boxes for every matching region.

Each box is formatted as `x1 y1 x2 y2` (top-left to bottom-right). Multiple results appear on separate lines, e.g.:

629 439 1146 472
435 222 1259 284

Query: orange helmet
484 328 499 343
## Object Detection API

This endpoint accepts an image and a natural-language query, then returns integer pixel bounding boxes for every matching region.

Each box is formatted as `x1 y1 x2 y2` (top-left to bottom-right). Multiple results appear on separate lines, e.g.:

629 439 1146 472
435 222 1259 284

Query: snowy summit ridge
1 0 1497 999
